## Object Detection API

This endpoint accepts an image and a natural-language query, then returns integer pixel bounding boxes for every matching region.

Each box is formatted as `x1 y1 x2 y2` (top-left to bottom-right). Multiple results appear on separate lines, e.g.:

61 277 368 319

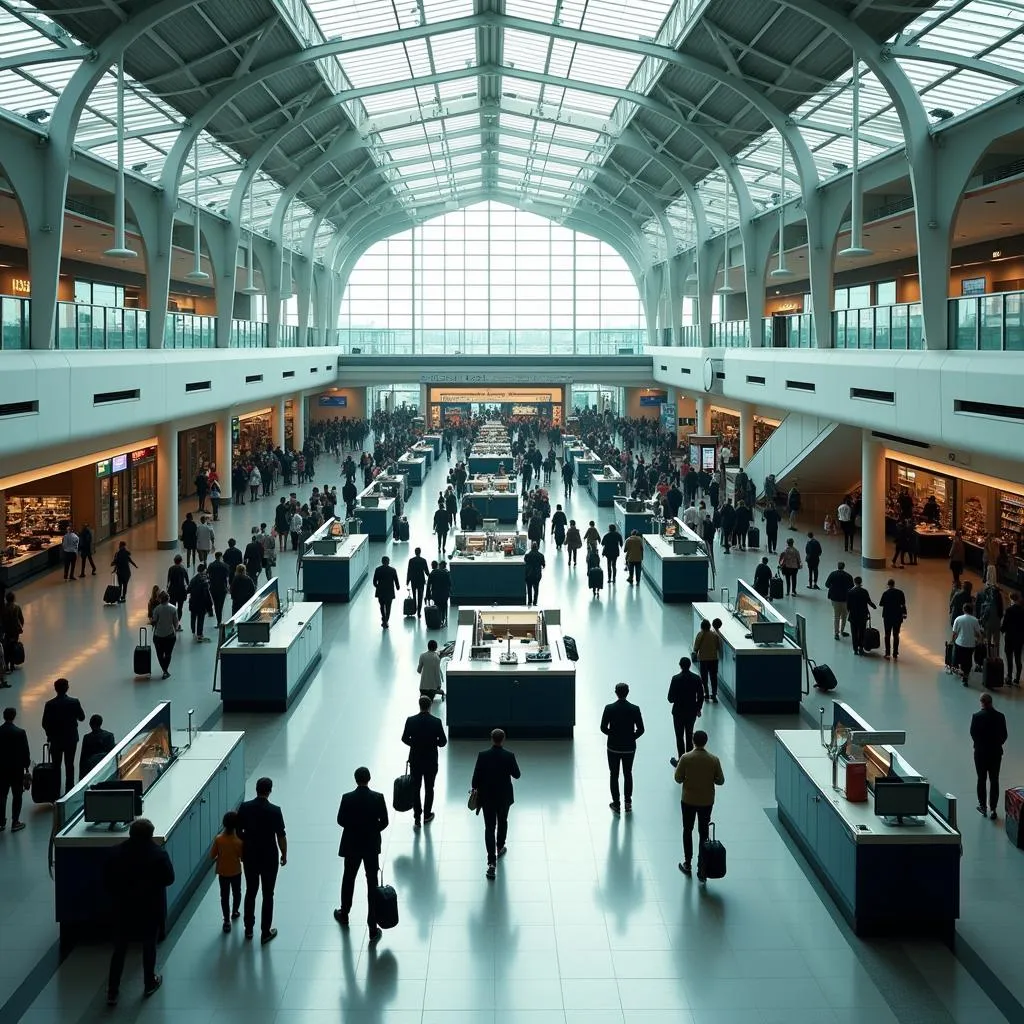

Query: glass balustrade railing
336 328 646 356
949 290 1024 352
229 319 267 349
1 295 29 350
710 320 750 348
833 302 923 350
54 302 149 350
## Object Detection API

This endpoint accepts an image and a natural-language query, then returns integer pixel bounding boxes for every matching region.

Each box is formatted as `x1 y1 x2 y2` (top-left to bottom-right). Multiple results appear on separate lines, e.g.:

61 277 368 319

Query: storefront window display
885 461 955 557
234 413 272 460
4 495 71 558
711 410 739 464
753 417 778 457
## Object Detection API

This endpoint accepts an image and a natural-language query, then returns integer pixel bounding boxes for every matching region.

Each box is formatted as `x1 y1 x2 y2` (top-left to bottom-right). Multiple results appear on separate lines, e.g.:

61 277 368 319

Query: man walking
471 728 521 880
196 516 215 565
406 547 430 617
402 695 448 829
805 531 822 589
624 530 644 585
334 767 389 943
372 555 400 629
425 560 452 628
952 602 983 686
41 677 85 795
971 693 1007 819
601 682 645 815
846 577 877 655
674 730 724 882
61 524 79 582
236 776 287 944
667 656 704 765
837 496 855 552
0 707 30 832
825 561 855 641
1001 591 1024 686
105 818 174 1005
878 578 908 661
78 523 97 577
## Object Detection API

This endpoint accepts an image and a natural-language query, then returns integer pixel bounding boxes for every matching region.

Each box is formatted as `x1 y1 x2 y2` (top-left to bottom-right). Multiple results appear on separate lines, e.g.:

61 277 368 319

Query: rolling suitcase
392 517 402 542
944 641 956 673
563 635 579 662
103 576 122 605
810 660 838 692
974 644 987 671
747 526 760 549
424 603 443 630
6 640 24 667
392 763 415 813
403 596 417 617
31 744 60 804
375 871 399 929
588 566 604 590
700 822 727 880
983 644 1005 689
133 627 152 677
862 622 881 653
398 517 410 542
769 573 784 600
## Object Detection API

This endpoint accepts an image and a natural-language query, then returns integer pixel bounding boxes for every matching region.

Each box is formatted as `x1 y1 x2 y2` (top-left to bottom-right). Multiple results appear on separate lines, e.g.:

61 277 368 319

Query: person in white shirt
682 502 700 530
417 639 444 697
289 511 303 552
837 497 854 552
196 517 215 565
61 526 80 582
952 602 984 686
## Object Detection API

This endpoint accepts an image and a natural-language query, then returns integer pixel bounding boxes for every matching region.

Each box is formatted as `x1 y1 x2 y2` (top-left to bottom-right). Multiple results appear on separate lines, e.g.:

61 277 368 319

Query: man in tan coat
623 530 645 586
673 730 724 881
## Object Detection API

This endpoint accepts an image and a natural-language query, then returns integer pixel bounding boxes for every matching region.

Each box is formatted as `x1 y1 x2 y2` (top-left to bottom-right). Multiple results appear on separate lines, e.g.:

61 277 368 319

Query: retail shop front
426 385 565 428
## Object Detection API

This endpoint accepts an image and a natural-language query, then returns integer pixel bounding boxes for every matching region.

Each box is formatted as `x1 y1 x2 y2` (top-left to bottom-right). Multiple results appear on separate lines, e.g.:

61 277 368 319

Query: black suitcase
375 873 399 929
983 645 1005 689
403 596 417 617
700 822 726 880
944 641 956 673
103 580 122 605
392 765 415 813
392 517 401 541
133 627 152 676
588 566 604 590
424 603 443 630
810 661 838 691
747 526 760 548
6 640 24 666
398 518 410 542
31 744 60 804
770 574 784 600
563 635 579 662
862 625 881 653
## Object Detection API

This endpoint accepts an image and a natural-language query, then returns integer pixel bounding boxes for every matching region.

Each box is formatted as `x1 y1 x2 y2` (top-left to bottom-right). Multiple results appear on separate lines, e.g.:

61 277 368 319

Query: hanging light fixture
103 59 138 260
241 183 261 294
839 58 872 258
770 140 793 279
185 137 210 282
717 177 734 294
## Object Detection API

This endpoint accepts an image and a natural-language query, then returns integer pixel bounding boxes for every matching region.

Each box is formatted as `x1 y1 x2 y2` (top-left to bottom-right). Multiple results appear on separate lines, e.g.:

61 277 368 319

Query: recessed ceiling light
892 248 901 253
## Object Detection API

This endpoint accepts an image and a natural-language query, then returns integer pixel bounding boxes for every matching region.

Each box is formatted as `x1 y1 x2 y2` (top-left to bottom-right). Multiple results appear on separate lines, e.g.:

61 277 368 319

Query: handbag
467 788 480 812
22 769 31 792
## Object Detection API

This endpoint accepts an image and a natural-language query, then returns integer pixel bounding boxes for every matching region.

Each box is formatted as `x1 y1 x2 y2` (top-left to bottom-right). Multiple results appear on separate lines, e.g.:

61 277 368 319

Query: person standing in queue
372 556 400 630
105 818 174 1005
878 578 908 661
402 695 448 829
42 677 85 796
334 767 389 944
667 656 704 765
524 541 546 607
471 728 521 880
692 619 721 704
971 693 1007 819
1000 591 1024 687
236 776 287 944
601 682 645 815
674 730 725 882
406 547 430 618
0 707 30 832
846 576 877 656
426 560 452 628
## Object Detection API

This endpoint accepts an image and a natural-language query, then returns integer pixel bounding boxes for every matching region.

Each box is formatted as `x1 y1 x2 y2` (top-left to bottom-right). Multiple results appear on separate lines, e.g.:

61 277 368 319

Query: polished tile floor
0 443 1020 1023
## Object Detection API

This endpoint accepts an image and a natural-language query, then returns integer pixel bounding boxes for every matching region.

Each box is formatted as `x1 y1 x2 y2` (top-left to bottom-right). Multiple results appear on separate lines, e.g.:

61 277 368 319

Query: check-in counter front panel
302 526 370 602
449 531 528 604
614 496 658 536
641 520 709 602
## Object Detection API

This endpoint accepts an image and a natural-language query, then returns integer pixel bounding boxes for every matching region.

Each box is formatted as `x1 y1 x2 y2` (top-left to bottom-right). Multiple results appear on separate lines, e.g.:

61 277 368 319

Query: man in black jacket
41 677 85 795
524 542 546 607
237 776 287 944
825 561 855 640
459 499 481 531
206 551 232 626
719 500 736 553
1001 591 1024 686
425 561 452 627
372 556 400 629
471 728 521 879
846 577 877 655
342 478 358 519
667 658 704 764
0 707 30 831
753 556 773 599
805 531 823 589
334 766 389 942
600 683 645 814
402 696 448 828
405 548 430 617
79 714 116 778
105 818 175 1005
878 578 908 661
971 693 1008 819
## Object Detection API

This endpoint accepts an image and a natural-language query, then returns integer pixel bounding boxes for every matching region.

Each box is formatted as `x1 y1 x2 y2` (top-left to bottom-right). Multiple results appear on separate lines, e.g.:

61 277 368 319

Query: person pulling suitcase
673 730 724 882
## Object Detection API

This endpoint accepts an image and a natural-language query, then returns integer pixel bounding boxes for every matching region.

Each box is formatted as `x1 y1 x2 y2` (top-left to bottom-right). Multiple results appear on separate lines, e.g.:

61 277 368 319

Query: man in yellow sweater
673 730 724 882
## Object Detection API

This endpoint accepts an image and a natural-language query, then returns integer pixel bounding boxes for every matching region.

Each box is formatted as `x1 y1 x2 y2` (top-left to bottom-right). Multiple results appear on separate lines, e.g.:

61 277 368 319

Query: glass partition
833 302 923 350
53 302 148 349
1 295 29 349
218 576 281 647
949 290 1024 351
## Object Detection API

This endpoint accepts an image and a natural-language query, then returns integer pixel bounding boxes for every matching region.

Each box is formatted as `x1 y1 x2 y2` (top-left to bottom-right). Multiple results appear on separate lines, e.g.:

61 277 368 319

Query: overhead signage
95 459 111 478
639 394 666 406
435 390 555 403
10 277 30 295
318 395 348 407
112 454 128 473
131 446 157 462
421 372 574 384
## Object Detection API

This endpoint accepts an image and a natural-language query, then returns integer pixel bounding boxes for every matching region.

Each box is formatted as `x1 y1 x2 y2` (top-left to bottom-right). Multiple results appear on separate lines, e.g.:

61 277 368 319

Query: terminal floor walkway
0 449 1019 1024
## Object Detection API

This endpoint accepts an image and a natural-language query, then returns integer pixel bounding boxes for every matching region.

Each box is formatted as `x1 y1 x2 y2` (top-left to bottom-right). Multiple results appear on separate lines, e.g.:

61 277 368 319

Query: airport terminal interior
2 0 1024 1021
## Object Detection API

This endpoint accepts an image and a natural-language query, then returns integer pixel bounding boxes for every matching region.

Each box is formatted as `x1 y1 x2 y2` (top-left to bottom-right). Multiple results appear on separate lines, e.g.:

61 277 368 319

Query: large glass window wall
339 201 644 355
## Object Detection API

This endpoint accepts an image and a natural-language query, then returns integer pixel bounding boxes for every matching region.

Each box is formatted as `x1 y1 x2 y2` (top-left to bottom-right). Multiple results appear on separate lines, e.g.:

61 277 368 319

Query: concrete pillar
739 403 755 466
157 421 179 550
273 400 286 448
216 410 233 501
861 430 887 570
292 393 306 451
695 397 712 435
419 384 429 416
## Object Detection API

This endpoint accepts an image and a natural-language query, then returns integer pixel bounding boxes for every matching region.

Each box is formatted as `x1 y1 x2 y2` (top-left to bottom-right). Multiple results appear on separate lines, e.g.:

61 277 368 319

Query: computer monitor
84 787 137 826
91 778 144 814
237 620 271 645
310 539 337 556
873 778 931 822
751 620 786 645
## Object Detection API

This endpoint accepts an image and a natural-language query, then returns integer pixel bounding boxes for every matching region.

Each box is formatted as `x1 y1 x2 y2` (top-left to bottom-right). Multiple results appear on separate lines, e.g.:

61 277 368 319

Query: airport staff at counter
641 518 711 602
52 701 246 947
300 518 370 602
445 607 576 738
447 530 529 604
692 579 803 713
217 577 324 711
776 702 960 938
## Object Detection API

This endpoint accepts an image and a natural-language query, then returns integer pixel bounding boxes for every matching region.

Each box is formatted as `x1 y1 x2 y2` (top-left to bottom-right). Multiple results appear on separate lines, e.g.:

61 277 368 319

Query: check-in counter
446 606 576 737
301 518 370 602
396 451 429 485
692 579 803 713
421 433 443 459
776 703 960 937
576 455 603 484
465 476 519 523
448 530 529 604
217 578 324 711
641 519 710 602
468 447 513 476
52 702 246 946
565 444 586 468
354 482 397 539
614 495 659 536
588 464 625 506
411 442 434 469
378 471 411 504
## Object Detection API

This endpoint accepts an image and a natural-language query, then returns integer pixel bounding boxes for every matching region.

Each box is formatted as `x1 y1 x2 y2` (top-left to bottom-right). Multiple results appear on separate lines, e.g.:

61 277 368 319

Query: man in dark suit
425 560 452 627
372 556 400 629
105 818 175 1005
41 677 85 795
334 766 389 943
667 656 704 764
971 693 1008 819
236 776 287 944
405 548 430 617
600 682 645 814
471 728 522 880
845 576 877 655
79 714 116 779
0 706 31 831
878 578 908 661
402 695 448 828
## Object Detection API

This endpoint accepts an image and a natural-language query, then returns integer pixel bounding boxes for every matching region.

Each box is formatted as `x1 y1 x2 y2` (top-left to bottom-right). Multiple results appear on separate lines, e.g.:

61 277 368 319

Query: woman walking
110 541 138 604
778 538 802 596
149 592 179 679
186 565 214 642
565 520 582 567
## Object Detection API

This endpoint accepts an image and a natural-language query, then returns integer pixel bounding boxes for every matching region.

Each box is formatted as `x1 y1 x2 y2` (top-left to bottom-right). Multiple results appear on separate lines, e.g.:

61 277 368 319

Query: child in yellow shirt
210 810 243 932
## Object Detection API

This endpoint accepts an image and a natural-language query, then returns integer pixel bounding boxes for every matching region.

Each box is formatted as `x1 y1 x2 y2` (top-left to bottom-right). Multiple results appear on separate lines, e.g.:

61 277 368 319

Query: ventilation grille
659 364 668 371
872 430 929 449
785 380 815 392
680 367 691 375
746 375 766 386
310 366 318 373
94 389 139 405
954 399 1024 422
715 371 726 380
245 374 263 384
0 400 38 417
185 381 211 393
851 387 894 404
282 370 295 379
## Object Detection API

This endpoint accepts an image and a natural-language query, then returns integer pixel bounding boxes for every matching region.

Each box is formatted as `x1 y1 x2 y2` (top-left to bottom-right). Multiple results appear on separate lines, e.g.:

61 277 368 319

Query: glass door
110 473 127 535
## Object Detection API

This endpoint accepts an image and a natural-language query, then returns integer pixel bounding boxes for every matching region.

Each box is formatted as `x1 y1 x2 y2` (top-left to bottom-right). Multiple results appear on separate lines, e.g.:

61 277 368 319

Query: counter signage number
11 278 30 295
